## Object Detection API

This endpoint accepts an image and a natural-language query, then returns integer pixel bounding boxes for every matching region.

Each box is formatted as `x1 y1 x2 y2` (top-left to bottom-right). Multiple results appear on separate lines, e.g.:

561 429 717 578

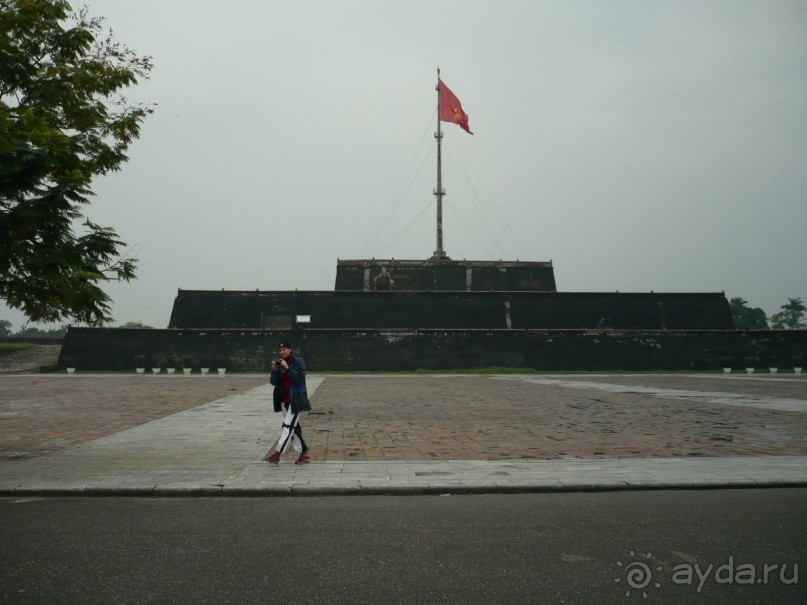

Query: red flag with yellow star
439 79 473 134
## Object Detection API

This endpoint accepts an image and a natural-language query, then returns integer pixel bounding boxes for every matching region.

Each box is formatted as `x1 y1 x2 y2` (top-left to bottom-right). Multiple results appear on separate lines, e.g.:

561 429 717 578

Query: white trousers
275 405 305 454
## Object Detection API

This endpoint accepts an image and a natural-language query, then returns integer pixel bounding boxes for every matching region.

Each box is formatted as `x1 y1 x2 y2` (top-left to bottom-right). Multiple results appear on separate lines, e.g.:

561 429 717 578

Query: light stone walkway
493 376 807 412
1 374 805 496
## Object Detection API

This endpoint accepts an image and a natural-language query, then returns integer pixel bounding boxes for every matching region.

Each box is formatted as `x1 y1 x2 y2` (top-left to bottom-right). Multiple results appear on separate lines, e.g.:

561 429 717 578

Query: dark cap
278 341 292 349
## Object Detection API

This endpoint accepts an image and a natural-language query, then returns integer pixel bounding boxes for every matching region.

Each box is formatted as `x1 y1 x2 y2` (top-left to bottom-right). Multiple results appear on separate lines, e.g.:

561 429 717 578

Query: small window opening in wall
296 315 312 324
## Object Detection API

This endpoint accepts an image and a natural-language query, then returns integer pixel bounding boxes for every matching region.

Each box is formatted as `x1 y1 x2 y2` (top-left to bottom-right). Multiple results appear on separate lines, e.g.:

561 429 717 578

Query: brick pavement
1 374 805 465
301 375 807 462
0 375 267 459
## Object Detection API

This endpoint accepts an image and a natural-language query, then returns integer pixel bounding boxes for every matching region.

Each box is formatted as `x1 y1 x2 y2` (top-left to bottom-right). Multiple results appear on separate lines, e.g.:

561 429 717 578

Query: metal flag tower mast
431 68 449 260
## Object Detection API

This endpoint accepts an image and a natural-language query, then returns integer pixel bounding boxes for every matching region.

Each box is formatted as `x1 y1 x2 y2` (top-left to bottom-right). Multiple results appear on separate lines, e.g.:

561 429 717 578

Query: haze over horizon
3 0 805 330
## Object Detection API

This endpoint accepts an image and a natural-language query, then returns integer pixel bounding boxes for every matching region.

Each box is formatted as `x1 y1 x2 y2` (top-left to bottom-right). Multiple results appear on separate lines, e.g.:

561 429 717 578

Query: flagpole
432 67 448 260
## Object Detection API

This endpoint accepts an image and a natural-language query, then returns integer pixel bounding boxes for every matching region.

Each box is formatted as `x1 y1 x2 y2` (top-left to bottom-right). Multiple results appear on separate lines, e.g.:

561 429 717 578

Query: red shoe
265 451 280 464
295 453 311 465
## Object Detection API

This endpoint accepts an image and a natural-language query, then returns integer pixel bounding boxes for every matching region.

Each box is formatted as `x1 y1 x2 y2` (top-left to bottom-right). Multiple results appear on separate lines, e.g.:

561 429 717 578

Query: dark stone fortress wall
168 290 735 331
59 327 807 372
334 259 558 292
63 259 777 372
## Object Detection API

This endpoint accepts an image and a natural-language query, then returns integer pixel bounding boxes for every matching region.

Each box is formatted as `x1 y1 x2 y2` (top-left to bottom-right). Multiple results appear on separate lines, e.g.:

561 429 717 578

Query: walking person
265 341 312 465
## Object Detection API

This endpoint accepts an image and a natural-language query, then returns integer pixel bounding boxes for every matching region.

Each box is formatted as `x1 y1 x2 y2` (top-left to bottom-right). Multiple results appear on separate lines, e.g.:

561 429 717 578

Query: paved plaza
0 372 805 494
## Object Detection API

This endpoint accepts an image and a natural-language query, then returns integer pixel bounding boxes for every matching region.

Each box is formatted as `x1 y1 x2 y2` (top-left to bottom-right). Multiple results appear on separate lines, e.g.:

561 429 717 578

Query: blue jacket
269 355 312 414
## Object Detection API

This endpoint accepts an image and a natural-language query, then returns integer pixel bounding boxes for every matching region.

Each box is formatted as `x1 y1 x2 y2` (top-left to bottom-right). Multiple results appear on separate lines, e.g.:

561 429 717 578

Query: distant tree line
0 320 154 338
730 297 806 330
0 320 68 338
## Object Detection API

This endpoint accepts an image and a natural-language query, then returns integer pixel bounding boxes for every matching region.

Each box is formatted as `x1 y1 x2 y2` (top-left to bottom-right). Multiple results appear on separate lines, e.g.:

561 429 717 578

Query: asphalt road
1 489 805 605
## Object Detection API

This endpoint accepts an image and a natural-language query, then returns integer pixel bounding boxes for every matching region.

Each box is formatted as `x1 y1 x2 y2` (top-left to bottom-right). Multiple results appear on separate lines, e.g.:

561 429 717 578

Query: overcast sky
4 0 806 330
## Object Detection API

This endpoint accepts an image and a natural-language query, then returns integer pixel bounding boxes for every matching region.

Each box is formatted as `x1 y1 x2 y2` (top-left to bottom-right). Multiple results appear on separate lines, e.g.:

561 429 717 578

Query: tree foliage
0 0 154 325
15 323 67 337
118 321 153 329
770 297 806 330
729 297 768 329
0 318 67 337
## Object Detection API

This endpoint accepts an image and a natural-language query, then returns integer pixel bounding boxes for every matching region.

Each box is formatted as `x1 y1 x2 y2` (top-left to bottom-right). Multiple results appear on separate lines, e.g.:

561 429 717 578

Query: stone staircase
0 345 62 373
